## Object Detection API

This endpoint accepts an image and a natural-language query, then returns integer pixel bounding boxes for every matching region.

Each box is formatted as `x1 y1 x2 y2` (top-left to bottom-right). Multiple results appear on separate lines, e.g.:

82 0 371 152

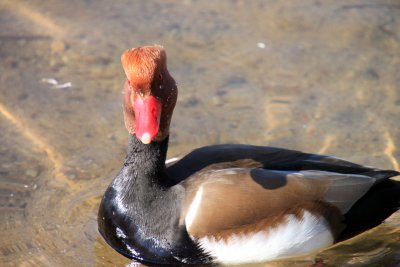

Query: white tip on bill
140 133 151 144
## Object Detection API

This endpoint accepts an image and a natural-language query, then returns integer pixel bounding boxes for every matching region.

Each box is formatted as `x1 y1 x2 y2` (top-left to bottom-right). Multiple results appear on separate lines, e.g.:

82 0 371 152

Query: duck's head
121 45 177 144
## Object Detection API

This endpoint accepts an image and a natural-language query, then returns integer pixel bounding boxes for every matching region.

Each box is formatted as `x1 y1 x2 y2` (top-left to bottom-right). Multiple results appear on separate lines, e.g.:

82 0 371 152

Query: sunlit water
1 1 400 266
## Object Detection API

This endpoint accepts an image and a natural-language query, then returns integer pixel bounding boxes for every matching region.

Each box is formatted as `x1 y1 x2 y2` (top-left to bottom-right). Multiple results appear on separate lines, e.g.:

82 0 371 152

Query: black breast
98 185 212 265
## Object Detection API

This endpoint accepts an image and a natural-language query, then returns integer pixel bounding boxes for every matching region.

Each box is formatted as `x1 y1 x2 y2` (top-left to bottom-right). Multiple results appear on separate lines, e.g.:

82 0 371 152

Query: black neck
123 135 169 187
110 135 175 221
109 134 183 245
99 134 211 264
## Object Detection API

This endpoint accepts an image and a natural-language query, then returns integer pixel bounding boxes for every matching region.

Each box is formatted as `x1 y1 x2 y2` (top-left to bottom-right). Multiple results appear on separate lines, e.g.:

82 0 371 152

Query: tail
361 169 400 184
341 178 400 240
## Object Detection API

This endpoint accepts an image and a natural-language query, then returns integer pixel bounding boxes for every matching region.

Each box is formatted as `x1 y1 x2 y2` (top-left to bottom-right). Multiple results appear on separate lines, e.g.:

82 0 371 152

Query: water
0 0 399 266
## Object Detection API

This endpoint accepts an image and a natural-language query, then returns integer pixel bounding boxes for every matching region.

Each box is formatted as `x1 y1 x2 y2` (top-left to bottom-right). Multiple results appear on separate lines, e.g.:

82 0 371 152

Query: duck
98 45 400 265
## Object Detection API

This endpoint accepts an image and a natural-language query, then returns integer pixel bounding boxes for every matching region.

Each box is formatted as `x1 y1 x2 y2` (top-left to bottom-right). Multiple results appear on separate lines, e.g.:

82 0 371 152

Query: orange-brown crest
121 45 166 90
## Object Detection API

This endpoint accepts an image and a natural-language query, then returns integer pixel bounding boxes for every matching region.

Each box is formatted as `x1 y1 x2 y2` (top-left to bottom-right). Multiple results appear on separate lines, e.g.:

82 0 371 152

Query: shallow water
1 0 400 266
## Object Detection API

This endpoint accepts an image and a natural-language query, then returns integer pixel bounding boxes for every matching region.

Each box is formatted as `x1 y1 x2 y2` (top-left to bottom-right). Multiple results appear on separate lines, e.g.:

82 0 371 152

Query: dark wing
167 144 399 238
166 144 397 184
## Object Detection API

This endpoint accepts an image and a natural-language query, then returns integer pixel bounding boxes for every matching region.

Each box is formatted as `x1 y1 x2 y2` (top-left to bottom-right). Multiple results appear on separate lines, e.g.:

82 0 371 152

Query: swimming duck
98 45 400 265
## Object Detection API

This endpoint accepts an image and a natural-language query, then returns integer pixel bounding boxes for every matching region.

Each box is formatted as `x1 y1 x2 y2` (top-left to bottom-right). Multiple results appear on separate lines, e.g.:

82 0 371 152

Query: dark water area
0 0 399 266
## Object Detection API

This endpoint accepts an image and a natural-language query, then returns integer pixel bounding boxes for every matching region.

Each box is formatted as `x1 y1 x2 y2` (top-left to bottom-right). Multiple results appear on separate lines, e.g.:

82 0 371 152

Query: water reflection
0 0 399 266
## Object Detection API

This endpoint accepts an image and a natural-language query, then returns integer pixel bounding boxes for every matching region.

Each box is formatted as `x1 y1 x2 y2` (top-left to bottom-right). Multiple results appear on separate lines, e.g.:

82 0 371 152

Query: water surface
0 1 399 266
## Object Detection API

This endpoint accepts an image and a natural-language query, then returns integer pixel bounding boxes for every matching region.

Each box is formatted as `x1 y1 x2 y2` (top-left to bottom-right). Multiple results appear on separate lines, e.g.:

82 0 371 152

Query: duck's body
98 46 400 265
99 137 399 265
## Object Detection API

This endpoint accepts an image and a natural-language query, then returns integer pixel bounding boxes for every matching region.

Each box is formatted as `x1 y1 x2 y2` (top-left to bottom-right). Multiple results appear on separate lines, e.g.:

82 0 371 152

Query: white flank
185 186 204 230
197 211 334 265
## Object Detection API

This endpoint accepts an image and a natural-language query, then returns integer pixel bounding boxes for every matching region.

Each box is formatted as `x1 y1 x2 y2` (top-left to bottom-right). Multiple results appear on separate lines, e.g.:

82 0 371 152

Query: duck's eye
158 74 163 81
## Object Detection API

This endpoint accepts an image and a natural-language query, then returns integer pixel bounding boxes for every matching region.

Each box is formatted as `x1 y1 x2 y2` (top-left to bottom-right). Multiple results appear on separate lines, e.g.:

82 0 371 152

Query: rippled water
1 1 399 266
